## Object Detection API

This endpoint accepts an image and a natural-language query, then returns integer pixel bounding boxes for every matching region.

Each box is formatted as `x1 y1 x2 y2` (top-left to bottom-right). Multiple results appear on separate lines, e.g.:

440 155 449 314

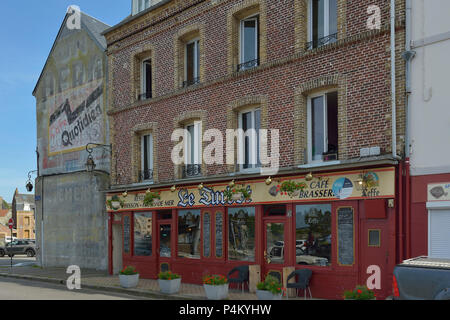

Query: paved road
0 277 148 300
0 256 36 267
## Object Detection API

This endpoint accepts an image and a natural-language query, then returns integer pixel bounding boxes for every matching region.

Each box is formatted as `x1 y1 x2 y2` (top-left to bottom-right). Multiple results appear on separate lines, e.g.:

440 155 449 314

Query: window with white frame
307 0 338 50
239 15 259 71
132 0 162 15
140 58 152 100
183 121 202 178
184 39 200 87
307 91 338 163
141 134 153 182
239 109 261 171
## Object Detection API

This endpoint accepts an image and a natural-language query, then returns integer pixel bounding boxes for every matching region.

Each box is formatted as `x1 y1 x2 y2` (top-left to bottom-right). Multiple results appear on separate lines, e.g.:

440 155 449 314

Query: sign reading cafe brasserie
106 168 395 211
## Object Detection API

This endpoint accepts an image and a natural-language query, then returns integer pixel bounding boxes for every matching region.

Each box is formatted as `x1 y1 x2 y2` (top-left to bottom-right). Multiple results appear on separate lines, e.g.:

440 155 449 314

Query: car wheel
26 250 35 257
0 250 4 257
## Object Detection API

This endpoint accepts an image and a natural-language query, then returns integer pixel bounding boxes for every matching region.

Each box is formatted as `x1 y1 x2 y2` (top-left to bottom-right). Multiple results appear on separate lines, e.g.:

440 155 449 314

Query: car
0 240 36 258
267 244 329 266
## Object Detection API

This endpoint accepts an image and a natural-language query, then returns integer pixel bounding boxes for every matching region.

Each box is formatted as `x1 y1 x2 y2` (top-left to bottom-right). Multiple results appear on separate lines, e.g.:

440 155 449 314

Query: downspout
390 0 397 159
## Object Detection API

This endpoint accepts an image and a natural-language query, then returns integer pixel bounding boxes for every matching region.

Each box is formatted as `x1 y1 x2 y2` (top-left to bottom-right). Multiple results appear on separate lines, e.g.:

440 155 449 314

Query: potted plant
107 195 124 210
119 266 139 288
203 274 229 300
256 275 284 300
223 185 252 202
143 190 161 207
278 181 307 198
343 285 376 300
158 271 182 295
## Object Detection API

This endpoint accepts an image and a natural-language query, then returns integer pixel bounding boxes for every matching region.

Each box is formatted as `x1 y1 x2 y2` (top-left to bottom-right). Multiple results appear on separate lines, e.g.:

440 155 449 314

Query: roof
15 194 35 205
32 11 110 96
0 210 10 218
0 224 11 234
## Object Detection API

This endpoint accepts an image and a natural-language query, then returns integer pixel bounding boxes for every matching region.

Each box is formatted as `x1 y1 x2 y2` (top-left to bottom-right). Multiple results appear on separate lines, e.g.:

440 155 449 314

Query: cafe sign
106 167 395 212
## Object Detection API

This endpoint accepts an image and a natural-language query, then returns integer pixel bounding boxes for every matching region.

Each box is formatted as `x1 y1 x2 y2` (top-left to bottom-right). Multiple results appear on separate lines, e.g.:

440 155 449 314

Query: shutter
429 209 450 258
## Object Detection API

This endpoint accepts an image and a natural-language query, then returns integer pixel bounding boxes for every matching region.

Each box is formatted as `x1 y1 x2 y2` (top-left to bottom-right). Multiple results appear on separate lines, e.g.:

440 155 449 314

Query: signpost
8 219 13 270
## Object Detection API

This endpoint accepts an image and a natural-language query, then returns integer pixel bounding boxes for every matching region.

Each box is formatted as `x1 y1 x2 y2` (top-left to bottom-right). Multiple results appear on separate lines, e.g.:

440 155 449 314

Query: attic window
132 0 163 15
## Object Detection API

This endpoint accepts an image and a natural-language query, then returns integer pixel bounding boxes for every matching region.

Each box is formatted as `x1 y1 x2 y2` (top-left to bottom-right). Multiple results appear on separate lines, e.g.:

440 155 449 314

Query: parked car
267 244 328 266
393 256 450 300
0 240 36 257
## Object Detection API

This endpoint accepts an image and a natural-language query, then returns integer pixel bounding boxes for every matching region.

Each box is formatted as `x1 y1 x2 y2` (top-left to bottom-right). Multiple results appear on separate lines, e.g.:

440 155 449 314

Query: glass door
157 221 172 272
263 221 286 283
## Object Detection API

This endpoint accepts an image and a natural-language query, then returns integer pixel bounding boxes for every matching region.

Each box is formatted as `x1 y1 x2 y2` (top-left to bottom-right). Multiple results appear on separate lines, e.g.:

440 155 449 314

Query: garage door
429 209 450 258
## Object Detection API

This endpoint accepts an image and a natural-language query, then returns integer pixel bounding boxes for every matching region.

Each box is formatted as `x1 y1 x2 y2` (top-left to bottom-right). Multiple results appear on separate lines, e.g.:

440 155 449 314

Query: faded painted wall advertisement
48 79 105 155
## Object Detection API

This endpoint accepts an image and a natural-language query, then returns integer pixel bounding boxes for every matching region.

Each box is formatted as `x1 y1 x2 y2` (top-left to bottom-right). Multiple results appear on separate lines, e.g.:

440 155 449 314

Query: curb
0 272 199 300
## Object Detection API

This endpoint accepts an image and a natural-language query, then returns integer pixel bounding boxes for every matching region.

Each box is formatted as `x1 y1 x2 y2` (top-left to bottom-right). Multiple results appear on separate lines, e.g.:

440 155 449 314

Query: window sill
298 161 341 169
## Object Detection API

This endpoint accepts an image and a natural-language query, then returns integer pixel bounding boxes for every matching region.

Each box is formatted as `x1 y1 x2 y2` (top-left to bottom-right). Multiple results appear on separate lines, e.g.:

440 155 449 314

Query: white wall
409 0 450 176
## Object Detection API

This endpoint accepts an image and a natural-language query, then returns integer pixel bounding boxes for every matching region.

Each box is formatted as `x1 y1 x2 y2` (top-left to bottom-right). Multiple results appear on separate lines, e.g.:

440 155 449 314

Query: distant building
11 189 35 240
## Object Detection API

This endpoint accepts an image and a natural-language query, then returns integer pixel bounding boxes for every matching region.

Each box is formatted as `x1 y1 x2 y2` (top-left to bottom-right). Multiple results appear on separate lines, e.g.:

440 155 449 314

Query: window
238 109 261 171
184 39 200 87
140 134 153 182
307 0 338 50
307 91 338 163
296 204 332 266
228 207 256 262
139 58 152 100
132 0 160 15
183 121 202 178
239 15 259 71
134 213 152 256
178 210 201 259
24 217 30 226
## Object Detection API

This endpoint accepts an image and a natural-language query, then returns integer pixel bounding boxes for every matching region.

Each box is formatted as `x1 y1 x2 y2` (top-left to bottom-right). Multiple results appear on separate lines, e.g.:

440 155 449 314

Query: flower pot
119 273 139 288
204 284 229 300
232 193 243 201
256 290 283 300
158 278 182 295
111 201 121 210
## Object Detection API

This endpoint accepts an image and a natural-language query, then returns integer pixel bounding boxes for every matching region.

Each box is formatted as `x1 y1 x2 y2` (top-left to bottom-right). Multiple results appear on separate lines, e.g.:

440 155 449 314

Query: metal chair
227 265 249 293
286 269 313 300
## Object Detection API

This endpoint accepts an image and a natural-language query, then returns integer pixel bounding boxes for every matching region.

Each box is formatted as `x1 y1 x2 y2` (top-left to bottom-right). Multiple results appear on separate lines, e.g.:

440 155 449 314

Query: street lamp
25 170 38 192
85 143 112 173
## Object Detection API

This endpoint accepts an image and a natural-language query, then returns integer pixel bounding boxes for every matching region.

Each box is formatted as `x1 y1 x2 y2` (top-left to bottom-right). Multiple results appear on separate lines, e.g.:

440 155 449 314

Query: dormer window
132 0 163 15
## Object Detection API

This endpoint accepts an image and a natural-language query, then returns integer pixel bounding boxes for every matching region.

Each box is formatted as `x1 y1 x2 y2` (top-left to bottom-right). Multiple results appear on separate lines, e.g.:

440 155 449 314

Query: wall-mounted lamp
305 172 314 182
122 191 128 198
198 183 204 191
229 180 236 188
265 177 273 186
25 170 38 192
85 143 112 173
171 185 177 193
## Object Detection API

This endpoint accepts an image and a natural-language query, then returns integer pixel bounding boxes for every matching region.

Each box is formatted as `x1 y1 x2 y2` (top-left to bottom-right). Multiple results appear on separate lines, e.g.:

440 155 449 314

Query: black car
0 240 36 257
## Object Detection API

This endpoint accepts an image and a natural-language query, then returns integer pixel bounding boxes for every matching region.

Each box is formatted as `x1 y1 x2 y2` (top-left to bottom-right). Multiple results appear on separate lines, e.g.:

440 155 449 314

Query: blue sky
0 1 130 202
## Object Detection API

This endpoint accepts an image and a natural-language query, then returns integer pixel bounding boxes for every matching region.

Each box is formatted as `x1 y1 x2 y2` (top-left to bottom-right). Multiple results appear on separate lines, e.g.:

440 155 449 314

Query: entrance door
263 220 287 283
157 221 173 273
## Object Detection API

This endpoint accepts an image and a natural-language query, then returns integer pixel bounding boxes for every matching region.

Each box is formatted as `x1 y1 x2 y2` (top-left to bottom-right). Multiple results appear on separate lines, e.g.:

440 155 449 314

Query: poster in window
337 207 354 266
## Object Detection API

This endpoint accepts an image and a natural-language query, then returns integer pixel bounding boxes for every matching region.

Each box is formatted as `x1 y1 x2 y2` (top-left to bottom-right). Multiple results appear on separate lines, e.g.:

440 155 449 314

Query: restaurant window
308 91 338 163
307 0 338 50
184 39 200 87
295 204 332 266
238 109 261 171
134 212 152 256
239 15 259 71
178 210 201 259
228 207 256 262
140 134 153 182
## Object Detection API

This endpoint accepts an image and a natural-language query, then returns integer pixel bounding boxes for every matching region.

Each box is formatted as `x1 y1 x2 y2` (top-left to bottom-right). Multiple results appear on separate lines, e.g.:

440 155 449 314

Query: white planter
119 273 139 288
111 201 121 210
204 284 229 300
256 290 283 300
232 193 243 201
158 278 181 295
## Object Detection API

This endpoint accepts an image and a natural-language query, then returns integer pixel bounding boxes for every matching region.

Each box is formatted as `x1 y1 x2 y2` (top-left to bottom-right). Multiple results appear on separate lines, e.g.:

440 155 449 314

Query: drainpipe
390 0 397 159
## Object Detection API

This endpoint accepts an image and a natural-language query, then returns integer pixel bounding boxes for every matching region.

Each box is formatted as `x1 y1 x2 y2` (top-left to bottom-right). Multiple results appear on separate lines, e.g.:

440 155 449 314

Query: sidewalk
0 266 303 300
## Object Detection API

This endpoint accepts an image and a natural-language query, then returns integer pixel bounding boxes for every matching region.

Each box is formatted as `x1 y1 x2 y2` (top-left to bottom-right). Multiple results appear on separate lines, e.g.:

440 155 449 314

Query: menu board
337 207 354 266
123 215 131 254
215 212 223 258
203 213 211 257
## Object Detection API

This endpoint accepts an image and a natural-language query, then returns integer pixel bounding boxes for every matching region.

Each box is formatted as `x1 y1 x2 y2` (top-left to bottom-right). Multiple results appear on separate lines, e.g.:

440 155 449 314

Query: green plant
143 191 161 207
278 181 307 197
343 285 376 300
158 271 181 280
223 185 252 201
203 274 228 286
257 275 284 295
120 266 138 276
107 195 125 210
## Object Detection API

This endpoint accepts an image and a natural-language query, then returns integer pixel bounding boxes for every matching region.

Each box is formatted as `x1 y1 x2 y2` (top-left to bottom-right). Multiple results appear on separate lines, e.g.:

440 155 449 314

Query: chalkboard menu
203 213 211 257
337 207 354 266
123 215 131 254
215 212 223 258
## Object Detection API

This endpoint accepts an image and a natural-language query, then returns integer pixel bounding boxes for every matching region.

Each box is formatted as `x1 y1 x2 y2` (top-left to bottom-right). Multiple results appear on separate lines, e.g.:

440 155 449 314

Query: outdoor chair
286 269 313 300
227 265 249 293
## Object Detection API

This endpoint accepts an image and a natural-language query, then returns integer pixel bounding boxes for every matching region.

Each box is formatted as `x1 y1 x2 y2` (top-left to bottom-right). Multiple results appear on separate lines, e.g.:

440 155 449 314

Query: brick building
11 189 35 240
104 0 407 299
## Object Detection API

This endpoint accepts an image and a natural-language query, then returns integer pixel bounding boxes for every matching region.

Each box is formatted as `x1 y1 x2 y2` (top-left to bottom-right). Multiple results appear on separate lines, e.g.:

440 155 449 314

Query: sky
0 1 130 202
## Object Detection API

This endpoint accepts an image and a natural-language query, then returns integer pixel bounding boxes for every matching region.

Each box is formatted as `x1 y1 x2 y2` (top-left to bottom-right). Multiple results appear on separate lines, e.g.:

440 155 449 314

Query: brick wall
105 0 406 186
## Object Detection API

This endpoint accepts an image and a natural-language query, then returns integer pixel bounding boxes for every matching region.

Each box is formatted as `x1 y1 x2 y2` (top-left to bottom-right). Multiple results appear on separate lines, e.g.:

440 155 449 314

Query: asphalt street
0 277 149 300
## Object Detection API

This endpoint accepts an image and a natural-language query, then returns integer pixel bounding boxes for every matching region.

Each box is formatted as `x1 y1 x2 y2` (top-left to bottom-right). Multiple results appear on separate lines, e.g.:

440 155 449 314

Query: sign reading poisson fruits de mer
106 167 395 211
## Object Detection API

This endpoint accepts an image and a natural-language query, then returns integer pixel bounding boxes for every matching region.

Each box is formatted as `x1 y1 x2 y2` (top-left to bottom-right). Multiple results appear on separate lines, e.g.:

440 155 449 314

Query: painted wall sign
106 167 395 212
428 183 450 202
